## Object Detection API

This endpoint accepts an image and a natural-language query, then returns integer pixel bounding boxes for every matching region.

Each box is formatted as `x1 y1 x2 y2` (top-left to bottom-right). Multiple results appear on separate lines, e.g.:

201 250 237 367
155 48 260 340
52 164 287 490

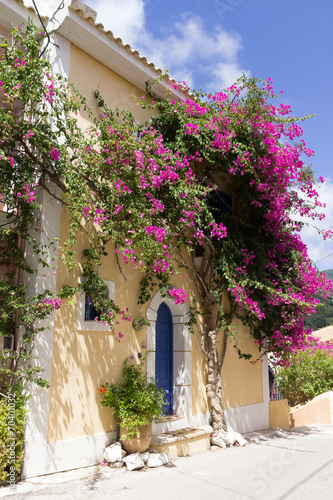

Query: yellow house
0 0 269 478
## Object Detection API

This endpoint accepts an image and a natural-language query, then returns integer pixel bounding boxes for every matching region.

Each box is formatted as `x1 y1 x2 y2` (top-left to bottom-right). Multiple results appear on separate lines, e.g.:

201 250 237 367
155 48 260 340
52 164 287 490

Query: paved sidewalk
1 424 333 500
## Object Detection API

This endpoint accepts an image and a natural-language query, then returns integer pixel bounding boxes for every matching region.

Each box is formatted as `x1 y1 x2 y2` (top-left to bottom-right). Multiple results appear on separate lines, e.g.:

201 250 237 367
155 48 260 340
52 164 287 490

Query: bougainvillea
1 22 332 431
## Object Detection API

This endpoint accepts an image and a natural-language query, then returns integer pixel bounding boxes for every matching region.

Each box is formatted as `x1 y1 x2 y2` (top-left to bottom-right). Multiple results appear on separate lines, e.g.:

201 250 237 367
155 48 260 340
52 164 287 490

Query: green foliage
305 312 330 331
98 358 165 439
0 391 28 483
276 347 333 406
132 317 150 330
304 269 333 331
323 269 333 281
0 20 87 390
1 20 332 433
304 269 333 330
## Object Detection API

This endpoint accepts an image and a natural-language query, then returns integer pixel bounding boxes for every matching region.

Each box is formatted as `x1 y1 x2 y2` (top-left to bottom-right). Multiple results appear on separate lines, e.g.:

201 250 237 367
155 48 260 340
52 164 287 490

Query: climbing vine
0 22 332 431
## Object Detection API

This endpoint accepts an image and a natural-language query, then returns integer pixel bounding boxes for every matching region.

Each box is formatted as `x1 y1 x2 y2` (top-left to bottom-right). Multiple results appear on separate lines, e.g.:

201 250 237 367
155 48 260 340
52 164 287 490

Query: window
84 294 102 322
0 335 14 351
207 188 232 216
77 279 115 331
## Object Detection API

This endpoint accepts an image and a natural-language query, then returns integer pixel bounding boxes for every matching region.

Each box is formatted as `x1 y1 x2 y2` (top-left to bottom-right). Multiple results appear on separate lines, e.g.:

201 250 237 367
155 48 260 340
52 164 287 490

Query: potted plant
98 357 166 453
132 317 150 331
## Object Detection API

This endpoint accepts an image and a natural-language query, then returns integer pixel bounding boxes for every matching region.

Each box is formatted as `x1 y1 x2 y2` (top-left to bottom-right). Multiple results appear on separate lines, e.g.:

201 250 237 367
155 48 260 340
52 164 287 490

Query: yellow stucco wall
269 399 290 429
69 44 155 130
221 319 262 410
289 392 333 427
48 205 152 442
47 42 263 443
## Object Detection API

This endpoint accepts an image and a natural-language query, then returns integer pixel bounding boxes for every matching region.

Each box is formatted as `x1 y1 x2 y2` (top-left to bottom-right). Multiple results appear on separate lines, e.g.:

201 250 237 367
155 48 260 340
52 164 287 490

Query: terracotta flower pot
120 423 152 454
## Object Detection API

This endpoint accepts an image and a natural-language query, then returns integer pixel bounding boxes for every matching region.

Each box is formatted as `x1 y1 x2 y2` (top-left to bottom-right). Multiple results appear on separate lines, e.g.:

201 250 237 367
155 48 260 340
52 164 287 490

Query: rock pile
103 442 169 471
210 427 247 448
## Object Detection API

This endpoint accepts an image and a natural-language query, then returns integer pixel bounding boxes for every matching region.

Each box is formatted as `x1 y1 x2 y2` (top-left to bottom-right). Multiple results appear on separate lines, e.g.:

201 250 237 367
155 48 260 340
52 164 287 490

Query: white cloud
137 14 248 90
208 62 251 92
85 1 249 91
90 0 145 45
299 178 333 271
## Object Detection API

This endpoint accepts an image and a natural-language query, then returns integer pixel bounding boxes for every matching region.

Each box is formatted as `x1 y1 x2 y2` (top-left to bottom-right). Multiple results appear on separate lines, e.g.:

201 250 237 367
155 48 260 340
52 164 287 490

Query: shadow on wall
47 231 149 443
221 319 263 410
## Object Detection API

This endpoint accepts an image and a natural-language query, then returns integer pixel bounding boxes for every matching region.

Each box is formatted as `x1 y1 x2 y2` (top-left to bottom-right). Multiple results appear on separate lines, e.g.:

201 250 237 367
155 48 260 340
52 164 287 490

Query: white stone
112 461 124 469
214 427 237 447
210 432 227 448
211 427 236 448
141 452 150 463
147 452 169 468
234 432 247 447
104 442 126 463
122 452 144 471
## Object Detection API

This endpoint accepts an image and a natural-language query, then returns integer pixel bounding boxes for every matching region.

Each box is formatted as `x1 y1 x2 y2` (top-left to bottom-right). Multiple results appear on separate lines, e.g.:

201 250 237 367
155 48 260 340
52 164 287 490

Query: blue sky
85 0 333 271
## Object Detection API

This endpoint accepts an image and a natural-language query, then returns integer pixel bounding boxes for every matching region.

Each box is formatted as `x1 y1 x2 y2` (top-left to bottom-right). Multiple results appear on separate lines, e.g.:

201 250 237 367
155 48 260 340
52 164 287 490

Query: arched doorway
155 303 173 414
146 290 193 427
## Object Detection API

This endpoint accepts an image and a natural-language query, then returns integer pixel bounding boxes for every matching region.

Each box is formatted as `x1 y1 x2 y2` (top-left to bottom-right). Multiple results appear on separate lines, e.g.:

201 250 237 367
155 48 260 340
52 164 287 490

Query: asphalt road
1 424 333 500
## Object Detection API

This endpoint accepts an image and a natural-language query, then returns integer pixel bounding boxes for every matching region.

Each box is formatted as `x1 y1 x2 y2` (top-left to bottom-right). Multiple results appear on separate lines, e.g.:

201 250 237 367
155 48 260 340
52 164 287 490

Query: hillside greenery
305 269 333 331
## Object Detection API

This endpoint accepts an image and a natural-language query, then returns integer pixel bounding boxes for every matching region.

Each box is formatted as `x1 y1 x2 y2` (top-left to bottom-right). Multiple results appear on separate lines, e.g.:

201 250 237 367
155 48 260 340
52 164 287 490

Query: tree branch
201 325 208 358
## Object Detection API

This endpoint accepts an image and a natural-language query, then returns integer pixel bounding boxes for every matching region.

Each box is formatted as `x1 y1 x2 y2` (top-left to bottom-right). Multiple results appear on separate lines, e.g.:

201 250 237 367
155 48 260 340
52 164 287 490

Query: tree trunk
204 305 228 433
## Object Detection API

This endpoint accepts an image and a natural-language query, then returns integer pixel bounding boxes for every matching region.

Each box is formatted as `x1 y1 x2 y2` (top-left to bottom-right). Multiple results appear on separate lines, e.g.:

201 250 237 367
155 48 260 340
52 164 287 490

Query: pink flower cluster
40 297 62 310
50 147 60 161
209 222 227 240
184 123 201 135
228 283 265 321
44 73 55 103
145 225 167 242
17 185 36 203
168 287 187 305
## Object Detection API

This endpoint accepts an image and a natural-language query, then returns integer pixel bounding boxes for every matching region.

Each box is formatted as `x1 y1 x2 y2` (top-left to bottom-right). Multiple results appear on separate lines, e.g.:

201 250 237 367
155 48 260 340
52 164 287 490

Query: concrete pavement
1 424 333 499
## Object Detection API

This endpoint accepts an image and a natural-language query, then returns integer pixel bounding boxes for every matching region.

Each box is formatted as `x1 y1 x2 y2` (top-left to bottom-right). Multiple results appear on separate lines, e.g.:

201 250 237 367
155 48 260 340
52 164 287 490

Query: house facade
0 0 269 478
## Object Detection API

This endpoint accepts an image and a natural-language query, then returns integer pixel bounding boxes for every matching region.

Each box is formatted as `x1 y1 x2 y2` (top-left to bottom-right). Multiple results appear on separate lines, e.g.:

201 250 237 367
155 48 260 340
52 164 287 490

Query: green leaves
1 19 331 410
98 358 165 439
0 390 28 482
276 346 333 406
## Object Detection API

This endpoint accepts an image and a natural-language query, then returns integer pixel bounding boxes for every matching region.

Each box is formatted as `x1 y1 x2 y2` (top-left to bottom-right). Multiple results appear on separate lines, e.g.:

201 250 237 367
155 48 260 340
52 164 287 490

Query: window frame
77 278 115 331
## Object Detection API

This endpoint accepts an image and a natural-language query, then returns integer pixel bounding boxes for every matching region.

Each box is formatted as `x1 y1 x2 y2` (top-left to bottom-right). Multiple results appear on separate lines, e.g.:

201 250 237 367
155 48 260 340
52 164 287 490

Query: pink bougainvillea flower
49 147 60 161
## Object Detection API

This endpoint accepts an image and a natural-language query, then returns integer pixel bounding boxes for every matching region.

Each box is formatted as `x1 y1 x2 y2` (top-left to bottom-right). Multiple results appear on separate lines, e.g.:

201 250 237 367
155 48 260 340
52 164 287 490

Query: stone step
150 425 212 458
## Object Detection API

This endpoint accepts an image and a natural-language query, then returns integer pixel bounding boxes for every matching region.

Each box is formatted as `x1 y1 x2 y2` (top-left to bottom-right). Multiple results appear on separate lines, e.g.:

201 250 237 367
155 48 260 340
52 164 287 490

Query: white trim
21 28 71 479
22 187 62 478
22 430 116 479
0 0 38 32
146 291 193 432
57 8 186 102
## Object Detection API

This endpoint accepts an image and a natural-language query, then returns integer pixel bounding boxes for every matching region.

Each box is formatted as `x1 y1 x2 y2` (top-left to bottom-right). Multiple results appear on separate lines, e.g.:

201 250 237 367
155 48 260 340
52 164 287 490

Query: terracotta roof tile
314 325 333 342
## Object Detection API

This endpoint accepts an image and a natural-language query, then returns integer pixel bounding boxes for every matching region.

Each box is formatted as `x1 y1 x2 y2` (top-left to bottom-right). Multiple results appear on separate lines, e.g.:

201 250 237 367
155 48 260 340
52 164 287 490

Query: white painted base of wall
224 401 269 434
22 396 269 478
152 398 269 437
23 413 211 477
22 430 116 479
225 355 270 433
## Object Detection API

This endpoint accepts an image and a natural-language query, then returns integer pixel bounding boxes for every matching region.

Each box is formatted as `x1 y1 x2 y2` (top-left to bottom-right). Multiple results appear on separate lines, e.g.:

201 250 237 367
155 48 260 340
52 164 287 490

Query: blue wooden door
155 303 173 414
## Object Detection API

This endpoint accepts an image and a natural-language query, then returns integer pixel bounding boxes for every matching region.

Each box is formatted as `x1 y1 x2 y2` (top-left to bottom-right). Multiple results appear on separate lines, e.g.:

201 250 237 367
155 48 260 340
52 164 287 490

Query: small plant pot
120 423 152 454
132 318 149 331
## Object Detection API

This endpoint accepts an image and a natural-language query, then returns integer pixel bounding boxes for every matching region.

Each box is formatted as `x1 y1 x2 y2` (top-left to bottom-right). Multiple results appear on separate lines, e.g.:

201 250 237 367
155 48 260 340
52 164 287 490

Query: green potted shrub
98 357 166 453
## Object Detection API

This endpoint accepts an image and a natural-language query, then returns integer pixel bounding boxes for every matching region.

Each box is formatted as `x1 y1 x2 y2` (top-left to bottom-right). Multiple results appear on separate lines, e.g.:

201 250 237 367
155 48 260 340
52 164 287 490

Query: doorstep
155 414 185 423
150 425 213 458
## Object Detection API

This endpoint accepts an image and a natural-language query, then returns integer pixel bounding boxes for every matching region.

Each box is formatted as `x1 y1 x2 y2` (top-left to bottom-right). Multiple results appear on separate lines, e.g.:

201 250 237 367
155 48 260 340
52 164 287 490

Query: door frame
146 291 192 420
